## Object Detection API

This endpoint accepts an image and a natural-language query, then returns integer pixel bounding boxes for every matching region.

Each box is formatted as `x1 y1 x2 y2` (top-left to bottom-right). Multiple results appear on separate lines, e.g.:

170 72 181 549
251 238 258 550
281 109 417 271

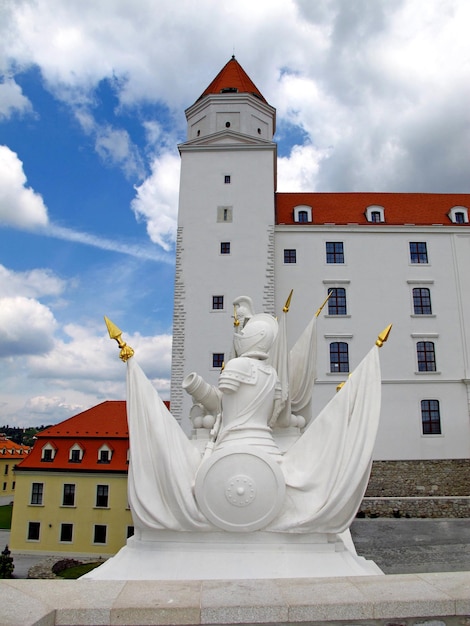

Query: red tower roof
198 56 267 103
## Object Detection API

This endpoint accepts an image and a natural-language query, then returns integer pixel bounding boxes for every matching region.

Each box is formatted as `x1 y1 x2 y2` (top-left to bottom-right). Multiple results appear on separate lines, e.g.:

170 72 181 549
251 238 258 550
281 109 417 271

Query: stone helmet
232 313 278 359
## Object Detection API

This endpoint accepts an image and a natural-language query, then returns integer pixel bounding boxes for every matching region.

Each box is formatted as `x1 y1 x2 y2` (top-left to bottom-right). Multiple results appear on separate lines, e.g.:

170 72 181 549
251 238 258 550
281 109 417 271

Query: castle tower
170 58 277 426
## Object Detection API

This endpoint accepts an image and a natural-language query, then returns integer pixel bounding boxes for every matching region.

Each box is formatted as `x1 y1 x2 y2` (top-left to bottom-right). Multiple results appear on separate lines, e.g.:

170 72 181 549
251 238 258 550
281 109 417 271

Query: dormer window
41 443 56 462
448 206 469 224
293 205 312 223
69 444 84 463
220 87 238 93
98 445 112 464
365 205 385 223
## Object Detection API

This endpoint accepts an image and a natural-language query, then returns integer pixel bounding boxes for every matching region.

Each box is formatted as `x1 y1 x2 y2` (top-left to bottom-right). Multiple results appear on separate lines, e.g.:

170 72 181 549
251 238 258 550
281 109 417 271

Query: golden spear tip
283 289 294 313
104 316 134 362
233 305 240 327
104 316 122 341
376 323 393 348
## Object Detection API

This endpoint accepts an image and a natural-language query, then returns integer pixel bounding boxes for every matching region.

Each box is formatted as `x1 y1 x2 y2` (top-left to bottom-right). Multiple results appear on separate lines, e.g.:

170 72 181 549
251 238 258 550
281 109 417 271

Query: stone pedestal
83 529 382 580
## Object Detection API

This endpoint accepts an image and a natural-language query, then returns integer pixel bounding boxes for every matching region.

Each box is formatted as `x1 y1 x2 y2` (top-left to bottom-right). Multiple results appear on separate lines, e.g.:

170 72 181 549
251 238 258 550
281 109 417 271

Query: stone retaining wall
366 460 470 497
358 497 470 518
360 459 470 518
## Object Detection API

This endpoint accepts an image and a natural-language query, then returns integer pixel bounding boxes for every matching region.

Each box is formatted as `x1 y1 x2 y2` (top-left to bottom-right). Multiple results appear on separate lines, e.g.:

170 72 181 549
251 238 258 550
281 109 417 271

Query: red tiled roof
0 434 30 459
198 56 267 103
276 192 470 226
16 401 129 473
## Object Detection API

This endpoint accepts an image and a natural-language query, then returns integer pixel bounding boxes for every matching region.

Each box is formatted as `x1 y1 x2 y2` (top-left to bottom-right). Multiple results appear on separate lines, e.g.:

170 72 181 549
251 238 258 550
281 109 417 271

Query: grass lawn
57 562 102 579
0 505 12 529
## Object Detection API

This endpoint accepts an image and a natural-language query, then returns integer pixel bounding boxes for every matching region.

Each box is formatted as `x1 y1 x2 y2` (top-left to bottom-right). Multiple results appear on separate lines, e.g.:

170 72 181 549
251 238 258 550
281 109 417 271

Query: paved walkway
1 519 470 578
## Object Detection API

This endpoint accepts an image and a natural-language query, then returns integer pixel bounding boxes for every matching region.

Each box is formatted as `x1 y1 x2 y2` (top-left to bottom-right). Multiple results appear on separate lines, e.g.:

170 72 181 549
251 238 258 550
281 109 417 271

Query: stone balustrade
1 572 469 626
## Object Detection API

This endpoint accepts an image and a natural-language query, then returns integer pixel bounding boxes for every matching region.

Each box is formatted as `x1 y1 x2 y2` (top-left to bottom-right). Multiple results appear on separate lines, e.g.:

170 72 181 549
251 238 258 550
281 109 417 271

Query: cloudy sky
0 0 469 426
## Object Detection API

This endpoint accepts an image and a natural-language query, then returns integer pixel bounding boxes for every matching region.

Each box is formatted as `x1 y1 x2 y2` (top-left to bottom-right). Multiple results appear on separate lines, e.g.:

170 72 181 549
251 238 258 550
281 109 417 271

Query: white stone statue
88 304 390 579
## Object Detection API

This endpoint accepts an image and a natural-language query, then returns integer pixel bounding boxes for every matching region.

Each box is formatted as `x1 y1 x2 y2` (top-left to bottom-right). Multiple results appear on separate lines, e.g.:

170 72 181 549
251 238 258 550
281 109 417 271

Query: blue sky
1 0 469 425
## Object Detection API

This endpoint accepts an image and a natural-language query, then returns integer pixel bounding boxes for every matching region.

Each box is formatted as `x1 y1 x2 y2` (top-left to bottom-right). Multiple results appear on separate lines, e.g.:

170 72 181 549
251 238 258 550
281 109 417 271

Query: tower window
224 175 231 184
284 249 297 264
220 242 231 255
225 121 231 128
421 399 442 434
410 242 428 264
217 206 233 223
212 353 224 369
212 295 224 310
328 288 347 315
413 288 432 315
417 341 436 372
330 342 349 373
326 242 344 264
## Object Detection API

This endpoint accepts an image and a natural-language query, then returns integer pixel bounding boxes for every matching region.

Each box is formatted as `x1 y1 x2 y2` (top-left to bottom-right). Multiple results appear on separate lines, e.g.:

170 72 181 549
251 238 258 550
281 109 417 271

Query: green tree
0 545 14 579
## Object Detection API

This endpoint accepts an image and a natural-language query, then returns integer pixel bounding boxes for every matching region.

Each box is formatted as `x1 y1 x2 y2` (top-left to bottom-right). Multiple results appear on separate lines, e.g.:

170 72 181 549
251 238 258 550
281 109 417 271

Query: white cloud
0 265 67 299
0 145 49 228
0 296 57 357
0 77 33 119
131 151 180 251
95 125 144 179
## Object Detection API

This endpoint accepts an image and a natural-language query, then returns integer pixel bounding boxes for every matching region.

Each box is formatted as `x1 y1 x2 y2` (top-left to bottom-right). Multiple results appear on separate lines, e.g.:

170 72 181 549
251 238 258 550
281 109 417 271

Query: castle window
69 444 83 463
127 526 135 538
31 482 43 505
27 521 40 541
220 242 231 255
224 175 231 184
284 249 297 264
62 483 75 506
326 242 344 264
410 242 428 264
365 205 385 223
417 341 436 372
330 342 349 373
413 288 432 315
212 295 224 310
448 206 468 224
328 288 347 315
217 206 233 222
96 484 109 508
60 523 73 543
93 524 107 544
225 121 231 128
421 399 441 435
294 205 312 223
212 353 224 369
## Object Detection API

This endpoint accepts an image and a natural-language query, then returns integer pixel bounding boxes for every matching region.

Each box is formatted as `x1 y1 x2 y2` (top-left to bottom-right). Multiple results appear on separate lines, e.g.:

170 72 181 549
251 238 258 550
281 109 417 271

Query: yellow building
10 401 133 557
0 434 30 505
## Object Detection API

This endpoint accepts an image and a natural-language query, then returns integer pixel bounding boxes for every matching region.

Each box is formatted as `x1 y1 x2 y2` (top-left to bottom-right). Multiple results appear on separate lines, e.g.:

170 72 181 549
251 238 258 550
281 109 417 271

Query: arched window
448 206 468 224
421 399 441 434
330 342 349 373
327 288 347 315
293 205 312 223
412 288 432 315
365 205 385 223
417 341 436 372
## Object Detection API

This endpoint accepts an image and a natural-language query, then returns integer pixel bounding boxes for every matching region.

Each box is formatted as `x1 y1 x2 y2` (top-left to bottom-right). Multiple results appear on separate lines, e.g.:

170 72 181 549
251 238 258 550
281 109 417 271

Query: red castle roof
276 192 470 226
198 56 267 103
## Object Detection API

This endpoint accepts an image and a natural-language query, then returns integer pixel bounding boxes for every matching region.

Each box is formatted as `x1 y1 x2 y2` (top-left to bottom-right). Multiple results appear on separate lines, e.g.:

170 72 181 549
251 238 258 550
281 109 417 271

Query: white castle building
170 57 470 462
